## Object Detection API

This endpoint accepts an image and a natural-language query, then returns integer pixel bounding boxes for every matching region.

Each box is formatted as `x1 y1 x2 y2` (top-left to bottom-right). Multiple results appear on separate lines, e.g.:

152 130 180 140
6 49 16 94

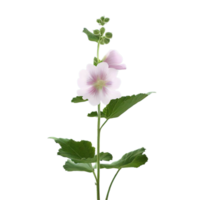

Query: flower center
94 79 106 90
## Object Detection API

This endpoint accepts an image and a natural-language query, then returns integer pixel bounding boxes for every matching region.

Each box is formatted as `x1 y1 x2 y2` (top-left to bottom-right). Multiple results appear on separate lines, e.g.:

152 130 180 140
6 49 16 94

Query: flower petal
109 64 126 70
107 68 118 80
99 87 121 105
106 77 121 90
96 62 109 80
86 64 98 84
104 50 123 65
88 93 101 106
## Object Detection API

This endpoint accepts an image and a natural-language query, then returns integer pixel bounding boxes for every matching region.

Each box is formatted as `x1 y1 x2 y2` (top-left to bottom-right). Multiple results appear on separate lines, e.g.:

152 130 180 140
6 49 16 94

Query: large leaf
86 91 158 119
49 137 95 160
97 148 148 169
71 96 88 103
103 92 154 119
63 160 93 173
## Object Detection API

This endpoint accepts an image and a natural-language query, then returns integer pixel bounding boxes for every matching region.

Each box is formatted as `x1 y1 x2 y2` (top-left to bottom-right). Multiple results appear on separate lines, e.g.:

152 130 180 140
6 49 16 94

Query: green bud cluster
96 16 110 26
81 15 115 46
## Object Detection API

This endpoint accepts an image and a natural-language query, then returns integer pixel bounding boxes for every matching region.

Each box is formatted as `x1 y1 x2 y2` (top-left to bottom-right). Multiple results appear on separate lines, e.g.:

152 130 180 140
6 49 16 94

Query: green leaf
105 18 110 23
63 160 93 173
73 151 115 163
95 151 115 162
71 96 88 103
94 57 98 66
97 148 148 169
87 111 106 118
49 137 95 160
81 27 100 43
103 92 154 119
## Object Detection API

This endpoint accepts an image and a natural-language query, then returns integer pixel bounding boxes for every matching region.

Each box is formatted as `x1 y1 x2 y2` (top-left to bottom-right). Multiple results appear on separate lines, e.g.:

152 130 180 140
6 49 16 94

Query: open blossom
77 62 121 106
103 50 126 70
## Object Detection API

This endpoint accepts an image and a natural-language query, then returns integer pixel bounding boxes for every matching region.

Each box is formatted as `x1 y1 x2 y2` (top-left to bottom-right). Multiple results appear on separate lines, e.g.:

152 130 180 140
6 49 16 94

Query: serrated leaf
63 160 93 173
97 148 148 169
103 92 154 119
49 137 95 160
71 96 88 103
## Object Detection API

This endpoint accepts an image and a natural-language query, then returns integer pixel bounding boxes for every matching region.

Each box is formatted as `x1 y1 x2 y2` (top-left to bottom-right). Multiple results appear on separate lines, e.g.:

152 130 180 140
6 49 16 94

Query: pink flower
77 62 121 106
103 50 126 70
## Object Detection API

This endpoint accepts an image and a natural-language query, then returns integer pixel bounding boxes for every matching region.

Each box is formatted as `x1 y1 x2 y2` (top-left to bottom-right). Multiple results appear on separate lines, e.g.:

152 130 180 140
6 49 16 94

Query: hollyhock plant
77 62 121 105
49 16 154 200
103 50 126 70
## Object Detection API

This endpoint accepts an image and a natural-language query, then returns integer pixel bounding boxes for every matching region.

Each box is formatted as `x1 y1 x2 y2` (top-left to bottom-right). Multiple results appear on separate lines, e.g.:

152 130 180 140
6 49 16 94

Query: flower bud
97 19 101 23
93 57 98 66
104 17 112 24
100 38 104 45
100 27 105 35
99 15 106 22
105 31 115 39
93 29 100 35
104 38 110 44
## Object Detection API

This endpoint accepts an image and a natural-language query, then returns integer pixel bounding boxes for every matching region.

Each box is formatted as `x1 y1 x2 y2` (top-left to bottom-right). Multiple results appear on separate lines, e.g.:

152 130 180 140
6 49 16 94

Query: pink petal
109 63 128 71
86 64 98 83
88 94 101 106
96 62 109 80
99 87 121 105
106 77 121 90
104 49 124 65
102 49 128 71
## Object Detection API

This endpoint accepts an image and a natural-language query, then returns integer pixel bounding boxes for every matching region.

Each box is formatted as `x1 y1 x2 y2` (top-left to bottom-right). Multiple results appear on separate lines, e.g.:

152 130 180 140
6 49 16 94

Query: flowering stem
96 103 101 200
96 39 101 200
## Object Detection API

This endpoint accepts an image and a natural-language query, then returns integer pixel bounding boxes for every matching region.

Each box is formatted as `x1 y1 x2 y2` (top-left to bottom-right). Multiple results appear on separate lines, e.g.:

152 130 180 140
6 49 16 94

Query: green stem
100 119 108 131
96 39 101 200
96 103 101 200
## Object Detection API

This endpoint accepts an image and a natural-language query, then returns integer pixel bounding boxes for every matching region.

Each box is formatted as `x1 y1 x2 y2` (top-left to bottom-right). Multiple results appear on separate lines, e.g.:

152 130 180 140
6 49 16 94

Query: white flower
75 62 123 107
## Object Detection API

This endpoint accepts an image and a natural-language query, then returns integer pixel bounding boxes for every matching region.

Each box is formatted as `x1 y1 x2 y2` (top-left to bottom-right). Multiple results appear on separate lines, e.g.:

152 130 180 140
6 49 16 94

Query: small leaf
92 56 98 66
71 96 88 103
105 18 110 22
87 111 106 118
63 160 93 173
99 151 115 162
